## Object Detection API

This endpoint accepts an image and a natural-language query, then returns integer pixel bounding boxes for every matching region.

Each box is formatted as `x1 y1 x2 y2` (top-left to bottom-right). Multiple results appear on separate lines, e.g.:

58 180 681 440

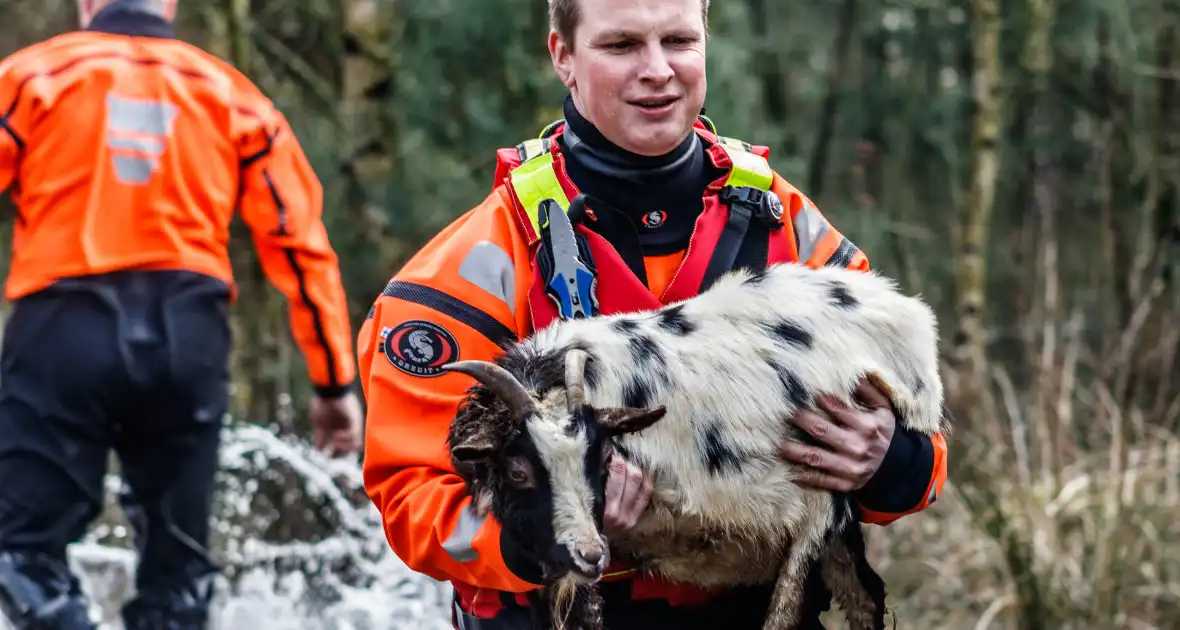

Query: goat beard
470 487 494 516
537 574 604 630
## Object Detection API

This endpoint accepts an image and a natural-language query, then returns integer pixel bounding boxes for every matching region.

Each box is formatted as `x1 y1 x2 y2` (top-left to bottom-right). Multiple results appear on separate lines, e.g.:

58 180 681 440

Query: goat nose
576 546 603 567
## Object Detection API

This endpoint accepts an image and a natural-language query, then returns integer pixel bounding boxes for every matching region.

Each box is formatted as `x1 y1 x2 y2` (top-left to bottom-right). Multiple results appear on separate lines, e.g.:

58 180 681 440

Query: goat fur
445 261 949 630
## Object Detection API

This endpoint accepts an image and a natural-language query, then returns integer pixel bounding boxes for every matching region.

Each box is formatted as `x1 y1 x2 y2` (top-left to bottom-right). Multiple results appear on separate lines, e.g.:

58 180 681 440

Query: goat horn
443 360 538 420
564 348 591 411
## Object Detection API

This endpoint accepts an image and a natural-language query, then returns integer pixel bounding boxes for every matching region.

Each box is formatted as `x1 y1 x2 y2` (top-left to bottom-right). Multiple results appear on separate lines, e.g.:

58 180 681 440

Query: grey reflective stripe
442 505 486 563
105 93 177 185
458 241 516 315
106 94 178 135
107 136 165 154
793 201 830 262
112 155 156 184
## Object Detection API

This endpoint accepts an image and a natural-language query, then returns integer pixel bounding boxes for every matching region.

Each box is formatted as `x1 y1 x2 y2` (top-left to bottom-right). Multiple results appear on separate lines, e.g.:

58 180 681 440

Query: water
3 424 454 630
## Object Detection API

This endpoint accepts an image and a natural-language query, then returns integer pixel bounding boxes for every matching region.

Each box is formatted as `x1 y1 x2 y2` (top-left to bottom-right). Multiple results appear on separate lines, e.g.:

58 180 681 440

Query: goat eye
508 466 532 487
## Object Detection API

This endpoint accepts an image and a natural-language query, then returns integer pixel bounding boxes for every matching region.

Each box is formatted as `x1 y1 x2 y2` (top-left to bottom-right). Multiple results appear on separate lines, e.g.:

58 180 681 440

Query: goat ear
600 405 667 435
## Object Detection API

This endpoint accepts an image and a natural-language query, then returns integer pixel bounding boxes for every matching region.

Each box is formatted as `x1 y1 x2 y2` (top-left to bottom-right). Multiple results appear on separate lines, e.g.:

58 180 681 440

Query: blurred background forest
1 0 1179 628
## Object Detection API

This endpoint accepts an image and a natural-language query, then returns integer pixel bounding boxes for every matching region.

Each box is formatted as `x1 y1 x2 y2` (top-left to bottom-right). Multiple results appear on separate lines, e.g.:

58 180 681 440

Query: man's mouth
631 96 680 109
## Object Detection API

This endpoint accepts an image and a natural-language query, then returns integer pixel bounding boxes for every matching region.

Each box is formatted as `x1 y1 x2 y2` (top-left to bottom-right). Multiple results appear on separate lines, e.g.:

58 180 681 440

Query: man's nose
639 44 674 82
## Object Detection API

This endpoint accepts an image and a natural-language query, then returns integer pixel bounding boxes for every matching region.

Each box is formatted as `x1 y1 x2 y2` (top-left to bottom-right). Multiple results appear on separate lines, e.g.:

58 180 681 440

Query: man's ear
599 406 667 436
548 29 576 88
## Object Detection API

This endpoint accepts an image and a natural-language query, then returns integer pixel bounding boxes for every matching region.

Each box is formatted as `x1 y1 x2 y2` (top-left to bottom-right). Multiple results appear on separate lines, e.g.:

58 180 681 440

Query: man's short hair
548 0 710 48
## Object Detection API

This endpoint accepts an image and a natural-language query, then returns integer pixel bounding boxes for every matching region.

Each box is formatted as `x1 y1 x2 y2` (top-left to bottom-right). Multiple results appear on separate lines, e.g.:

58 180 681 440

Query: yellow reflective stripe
720 143 773 191
509 152 571 236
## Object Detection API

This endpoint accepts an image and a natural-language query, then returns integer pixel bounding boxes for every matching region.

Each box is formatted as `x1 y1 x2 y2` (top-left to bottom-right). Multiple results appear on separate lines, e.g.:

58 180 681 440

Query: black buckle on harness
720 185 784 231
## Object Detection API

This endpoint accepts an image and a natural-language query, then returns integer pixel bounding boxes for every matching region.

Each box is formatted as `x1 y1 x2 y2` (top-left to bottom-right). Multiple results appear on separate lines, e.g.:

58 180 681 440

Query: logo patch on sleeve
380 320 459 377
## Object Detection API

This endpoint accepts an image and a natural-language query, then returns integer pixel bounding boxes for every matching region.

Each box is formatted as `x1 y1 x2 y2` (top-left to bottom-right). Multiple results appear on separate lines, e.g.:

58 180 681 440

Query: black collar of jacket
86 1 177 39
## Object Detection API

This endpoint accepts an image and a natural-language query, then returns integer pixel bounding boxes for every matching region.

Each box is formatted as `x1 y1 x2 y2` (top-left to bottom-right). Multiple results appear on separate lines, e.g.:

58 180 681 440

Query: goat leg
571 585 605 630
762 514 832 629
819 525 887 630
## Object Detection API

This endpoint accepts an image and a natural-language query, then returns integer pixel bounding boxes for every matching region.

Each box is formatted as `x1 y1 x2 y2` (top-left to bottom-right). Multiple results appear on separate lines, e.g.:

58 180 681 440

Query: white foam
2 424 453 630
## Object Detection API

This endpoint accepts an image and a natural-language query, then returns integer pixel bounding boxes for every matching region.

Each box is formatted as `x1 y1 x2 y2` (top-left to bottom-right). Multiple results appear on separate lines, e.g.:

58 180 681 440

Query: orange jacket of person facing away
0 25 355 396
358 118 950 623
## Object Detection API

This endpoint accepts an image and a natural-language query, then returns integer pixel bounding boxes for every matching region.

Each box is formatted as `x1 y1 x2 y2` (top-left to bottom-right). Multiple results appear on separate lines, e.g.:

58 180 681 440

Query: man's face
549 0 707 157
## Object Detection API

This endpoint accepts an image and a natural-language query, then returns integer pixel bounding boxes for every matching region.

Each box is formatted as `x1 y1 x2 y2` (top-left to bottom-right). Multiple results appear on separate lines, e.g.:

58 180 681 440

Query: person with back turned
0 1 364 628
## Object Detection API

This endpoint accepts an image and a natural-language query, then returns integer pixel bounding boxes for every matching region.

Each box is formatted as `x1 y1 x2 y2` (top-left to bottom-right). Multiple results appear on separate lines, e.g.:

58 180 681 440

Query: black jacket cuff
314 381 355 399
854 424 935 514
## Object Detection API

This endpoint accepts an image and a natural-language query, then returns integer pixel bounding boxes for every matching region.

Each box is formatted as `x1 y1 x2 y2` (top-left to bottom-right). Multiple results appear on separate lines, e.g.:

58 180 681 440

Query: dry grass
819 293 1180 629
837 433 1180 630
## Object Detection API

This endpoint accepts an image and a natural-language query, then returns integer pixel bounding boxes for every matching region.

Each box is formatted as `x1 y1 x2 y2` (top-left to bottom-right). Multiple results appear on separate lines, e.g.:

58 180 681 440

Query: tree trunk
951 0 1001 428
220 0 292 431
1018 0 1059 625
747 0 786 127
342 0 403 291
806 0 858 198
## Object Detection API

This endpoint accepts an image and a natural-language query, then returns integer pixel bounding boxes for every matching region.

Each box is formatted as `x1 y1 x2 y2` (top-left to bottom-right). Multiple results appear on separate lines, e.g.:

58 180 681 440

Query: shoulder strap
504 126 599 321
716 142 774 192
509 142 570 242
699 136 783 291
512 117 565 164
514 136 554 165
492 119 564 194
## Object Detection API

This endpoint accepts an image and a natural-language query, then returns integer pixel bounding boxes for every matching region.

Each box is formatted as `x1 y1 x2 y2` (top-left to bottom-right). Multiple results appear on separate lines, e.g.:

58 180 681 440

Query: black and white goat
443 261 949 630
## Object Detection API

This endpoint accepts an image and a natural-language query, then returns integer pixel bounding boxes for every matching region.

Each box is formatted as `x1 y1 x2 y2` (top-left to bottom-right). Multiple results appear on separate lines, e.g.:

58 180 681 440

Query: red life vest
494 118 800 331
486 118 804 606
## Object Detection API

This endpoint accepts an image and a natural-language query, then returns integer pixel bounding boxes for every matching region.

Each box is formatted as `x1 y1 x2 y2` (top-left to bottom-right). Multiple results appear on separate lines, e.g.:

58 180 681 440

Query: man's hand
309 391 364 458
779 377 896 492
603 453 653 538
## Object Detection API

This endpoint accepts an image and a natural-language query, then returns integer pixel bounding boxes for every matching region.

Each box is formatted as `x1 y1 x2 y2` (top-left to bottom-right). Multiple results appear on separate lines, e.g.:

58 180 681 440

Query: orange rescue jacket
359 121 949 616
0 23 355 394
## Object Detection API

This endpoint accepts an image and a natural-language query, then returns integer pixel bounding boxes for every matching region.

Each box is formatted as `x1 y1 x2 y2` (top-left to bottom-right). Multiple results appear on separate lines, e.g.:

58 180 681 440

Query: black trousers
0 270 232 628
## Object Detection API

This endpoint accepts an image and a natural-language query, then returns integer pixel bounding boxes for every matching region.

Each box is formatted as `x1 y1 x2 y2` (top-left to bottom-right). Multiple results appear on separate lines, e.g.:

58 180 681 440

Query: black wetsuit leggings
0 269 232 628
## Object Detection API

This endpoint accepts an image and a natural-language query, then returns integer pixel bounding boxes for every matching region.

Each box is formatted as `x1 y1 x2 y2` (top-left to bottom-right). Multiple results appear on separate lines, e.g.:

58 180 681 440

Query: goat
443 261 949 630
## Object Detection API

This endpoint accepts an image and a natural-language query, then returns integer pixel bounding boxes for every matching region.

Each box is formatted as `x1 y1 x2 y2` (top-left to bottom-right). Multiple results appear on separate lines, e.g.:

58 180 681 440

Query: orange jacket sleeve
0 51 34 194
358 190 543 592
775 173 949 526
234 93 356 396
